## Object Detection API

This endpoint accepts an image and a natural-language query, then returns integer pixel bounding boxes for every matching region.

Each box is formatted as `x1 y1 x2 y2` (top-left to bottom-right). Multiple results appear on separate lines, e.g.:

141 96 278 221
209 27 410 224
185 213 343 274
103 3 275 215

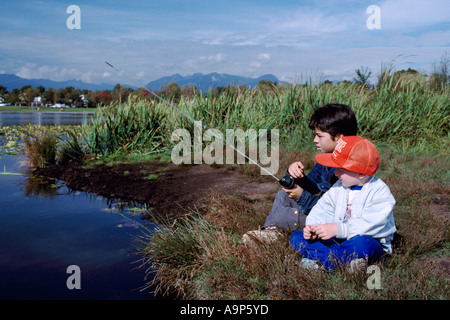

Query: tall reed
74 71 448 159
81 96 166 156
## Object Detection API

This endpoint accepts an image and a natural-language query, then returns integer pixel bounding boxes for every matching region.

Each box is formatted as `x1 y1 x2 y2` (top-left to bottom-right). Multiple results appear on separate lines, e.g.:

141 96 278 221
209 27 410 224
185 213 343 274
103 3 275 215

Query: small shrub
23 133 58 168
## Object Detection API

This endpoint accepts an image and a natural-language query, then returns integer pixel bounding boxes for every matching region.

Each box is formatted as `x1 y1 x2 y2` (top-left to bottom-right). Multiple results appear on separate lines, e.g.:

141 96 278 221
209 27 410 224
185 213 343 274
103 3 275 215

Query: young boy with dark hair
289 136 396 271
243 103 358 243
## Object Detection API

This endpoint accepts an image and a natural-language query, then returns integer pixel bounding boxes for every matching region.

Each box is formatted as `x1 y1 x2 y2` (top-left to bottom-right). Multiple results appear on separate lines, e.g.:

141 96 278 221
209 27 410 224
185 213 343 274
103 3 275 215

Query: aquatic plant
57 128 85 165
81 95 165 156
23 133 58 168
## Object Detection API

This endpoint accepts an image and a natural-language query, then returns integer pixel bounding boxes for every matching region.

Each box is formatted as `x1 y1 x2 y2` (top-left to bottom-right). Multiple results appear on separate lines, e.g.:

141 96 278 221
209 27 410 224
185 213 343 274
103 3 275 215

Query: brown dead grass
138 147 449 300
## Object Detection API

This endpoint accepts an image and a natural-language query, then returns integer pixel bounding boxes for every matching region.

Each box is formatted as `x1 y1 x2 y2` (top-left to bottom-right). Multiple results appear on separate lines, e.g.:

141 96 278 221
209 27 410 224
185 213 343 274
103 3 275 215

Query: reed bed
71 72 448 162
16 70 449 165
80 96 166 156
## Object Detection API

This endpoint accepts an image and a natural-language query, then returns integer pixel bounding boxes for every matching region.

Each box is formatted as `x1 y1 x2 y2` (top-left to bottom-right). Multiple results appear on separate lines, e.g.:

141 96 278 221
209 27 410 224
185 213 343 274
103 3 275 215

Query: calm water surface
0 111 95 126
0 114 155 300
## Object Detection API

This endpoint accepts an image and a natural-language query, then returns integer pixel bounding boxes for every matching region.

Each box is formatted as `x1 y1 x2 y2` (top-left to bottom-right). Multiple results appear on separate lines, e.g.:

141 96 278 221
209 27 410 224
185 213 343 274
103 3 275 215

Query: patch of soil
429 194 450 218
33 160 278 219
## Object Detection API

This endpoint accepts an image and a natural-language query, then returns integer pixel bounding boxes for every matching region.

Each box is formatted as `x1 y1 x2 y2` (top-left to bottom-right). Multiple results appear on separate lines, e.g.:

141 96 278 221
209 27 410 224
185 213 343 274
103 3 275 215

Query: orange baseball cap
315 136 379 175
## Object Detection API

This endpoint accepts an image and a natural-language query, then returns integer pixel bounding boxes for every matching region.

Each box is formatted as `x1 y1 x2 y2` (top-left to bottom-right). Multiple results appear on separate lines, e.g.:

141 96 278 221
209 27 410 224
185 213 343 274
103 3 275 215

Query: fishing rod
105 61 319 193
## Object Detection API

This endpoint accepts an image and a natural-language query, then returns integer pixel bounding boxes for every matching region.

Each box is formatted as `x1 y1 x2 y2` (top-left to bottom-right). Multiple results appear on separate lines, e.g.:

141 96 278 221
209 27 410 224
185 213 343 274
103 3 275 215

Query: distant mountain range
0 73 114 92
0 72 284 92
145 72 283 92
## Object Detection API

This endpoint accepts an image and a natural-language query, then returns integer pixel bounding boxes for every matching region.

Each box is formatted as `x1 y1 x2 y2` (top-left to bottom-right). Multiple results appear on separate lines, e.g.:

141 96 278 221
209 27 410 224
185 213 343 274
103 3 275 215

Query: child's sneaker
242 226 281 245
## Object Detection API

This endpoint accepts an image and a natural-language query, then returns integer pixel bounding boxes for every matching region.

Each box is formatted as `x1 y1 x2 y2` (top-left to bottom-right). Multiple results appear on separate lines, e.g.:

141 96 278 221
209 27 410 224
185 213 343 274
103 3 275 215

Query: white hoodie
306 175 397 253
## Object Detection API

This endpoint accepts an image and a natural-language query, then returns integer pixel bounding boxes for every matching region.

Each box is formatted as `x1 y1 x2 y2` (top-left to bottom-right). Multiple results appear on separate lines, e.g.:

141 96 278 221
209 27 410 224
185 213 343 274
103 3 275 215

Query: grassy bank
15 71 450 299
128 75 448 300
135 146 449 300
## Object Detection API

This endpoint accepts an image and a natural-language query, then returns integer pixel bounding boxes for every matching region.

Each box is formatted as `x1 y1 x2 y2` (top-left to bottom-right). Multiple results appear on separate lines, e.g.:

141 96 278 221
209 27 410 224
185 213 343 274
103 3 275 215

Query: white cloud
183 53 226 70
15 63 37 79
249 53 272 69
277 9 351 35
136 71 145 79
258 53 271 61
15 62 114 84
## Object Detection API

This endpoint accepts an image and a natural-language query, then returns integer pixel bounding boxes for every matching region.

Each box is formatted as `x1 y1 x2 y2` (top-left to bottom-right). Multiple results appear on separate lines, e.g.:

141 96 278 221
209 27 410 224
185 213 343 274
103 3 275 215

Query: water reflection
23 175 60 198
0 152 155 300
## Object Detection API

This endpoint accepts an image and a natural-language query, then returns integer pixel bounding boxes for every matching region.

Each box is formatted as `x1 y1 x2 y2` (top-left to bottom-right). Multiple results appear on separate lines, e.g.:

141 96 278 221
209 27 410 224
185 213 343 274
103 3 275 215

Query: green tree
353 66 372 87
6 89 20 104
164 82 181 102
111 83 132 102
86 90 101 107
42 88 56 105
257 79 277 93
20 87 39 105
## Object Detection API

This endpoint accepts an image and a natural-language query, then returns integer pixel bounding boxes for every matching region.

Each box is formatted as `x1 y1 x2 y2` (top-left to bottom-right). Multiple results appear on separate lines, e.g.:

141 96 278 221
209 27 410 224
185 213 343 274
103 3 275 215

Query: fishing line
105 61 281 181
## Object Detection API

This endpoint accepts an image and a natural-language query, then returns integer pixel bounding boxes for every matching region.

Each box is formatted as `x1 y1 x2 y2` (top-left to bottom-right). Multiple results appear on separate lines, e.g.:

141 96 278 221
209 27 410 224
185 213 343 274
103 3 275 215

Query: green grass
127 74 448 300
135 146 449 300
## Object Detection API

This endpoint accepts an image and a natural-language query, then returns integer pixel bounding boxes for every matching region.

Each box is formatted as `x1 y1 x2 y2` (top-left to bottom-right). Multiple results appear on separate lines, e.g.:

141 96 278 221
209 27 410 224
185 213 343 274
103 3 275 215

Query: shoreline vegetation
1 67 449 300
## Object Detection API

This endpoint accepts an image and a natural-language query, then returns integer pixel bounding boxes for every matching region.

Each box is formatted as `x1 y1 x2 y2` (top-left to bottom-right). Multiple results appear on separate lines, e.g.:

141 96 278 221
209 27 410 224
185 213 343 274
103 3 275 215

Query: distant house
80 94 88 107
0 96 11 107
52 103 68 108
31 96 43 107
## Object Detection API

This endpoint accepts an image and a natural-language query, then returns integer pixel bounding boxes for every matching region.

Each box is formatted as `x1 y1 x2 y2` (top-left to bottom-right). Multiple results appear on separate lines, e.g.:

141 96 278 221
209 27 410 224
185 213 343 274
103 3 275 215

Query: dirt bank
33 160 278 219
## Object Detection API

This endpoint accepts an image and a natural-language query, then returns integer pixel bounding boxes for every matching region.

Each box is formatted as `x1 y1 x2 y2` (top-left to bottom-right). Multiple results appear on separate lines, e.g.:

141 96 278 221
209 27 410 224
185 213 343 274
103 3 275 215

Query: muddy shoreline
33 160 278 219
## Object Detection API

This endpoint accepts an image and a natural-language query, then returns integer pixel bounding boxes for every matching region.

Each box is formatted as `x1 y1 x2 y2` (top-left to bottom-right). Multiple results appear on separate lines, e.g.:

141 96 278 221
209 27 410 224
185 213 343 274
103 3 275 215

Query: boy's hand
303 225 317 240
288 161 305 178
313 224 337 240
281 185 303 200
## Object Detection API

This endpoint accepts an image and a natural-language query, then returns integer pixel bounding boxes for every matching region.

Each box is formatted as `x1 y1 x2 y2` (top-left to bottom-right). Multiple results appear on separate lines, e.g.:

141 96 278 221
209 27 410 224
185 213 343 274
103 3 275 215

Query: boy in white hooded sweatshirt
289 136 396 271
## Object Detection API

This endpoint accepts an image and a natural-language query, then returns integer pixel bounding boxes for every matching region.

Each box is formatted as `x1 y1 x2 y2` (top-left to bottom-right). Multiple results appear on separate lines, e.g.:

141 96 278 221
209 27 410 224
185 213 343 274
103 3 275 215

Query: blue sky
0 0 449 86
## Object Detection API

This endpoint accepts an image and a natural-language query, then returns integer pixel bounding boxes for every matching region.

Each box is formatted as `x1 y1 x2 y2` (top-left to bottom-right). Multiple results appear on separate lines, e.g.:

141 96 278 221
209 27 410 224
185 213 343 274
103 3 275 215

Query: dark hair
308 103 357 138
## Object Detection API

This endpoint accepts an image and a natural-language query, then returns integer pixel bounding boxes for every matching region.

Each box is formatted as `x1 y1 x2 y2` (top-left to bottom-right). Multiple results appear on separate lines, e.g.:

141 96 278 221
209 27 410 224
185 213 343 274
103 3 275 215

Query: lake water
0 113 156 300
0 111 95 126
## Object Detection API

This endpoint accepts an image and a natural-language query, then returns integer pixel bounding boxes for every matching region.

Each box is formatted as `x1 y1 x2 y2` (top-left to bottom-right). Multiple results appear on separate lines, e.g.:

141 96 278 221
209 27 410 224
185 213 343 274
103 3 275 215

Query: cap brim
315 153 340 168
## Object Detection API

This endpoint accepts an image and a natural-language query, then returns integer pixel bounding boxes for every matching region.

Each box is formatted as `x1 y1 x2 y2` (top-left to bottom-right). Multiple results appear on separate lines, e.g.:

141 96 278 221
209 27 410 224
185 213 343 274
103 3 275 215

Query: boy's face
335 168 365 187
313 129 342 153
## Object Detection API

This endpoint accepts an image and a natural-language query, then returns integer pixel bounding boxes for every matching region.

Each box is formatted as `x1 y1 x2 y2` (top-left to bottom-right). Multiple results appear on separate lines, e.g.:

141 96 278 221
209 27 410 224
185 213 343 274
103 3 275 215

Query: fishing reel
278 173 320 195
278 174 297 189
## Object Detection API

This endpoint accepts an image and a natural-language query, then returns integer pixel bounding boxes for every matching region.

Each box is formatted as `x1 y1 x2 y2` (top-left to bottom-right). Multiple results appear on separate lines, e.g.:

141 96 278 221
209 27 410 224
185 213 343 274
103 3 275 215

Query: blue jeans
289 231 384 271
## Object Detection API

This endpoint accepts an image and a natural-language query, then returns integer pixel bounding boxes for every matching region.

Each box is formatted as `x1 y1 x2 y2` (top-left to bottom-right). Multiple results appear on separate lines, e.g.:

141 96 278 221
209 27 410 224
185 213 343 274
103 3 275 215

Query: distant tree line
0 84 136 108
0 52 448 108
